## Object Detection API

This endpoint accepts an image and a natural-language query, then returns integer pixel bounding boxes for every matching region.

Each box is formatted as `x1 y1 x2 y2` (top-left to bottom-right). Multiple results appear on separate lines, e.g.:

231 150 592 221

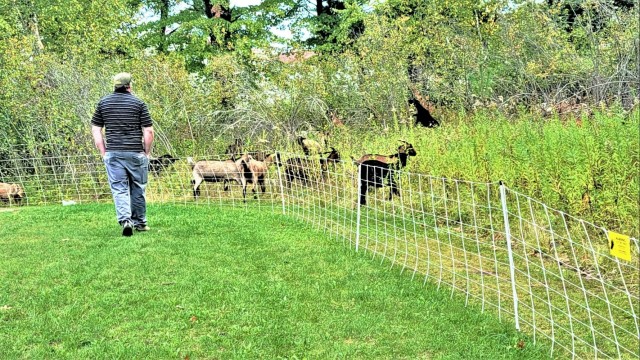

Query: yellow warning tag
608 231 632 262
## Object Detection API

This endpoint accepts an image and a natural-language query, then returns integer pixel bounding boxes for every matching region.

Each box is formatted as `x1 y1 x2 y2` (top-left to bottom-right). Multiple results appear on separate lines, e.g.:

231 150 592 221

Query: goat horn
398 139 409 144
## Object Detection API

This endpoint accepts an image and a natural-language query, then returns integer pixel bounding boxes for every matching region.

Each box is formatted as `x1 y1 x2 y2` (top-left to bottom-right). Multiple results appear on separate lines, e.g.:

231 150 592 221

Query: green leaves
134 0 301 71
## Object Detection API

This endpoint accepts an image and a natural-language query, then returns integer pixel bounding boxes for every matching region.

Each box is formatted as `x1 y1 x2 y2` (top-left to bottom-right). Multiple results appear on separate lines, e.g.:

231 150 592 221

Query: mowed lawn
0 204 549 359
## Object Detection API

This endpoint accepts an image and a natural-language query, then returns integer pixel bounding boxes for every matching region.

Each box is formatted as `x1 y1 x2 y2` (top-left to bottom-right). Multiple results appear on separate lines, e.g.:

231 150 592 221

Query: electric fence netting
0 150 637 359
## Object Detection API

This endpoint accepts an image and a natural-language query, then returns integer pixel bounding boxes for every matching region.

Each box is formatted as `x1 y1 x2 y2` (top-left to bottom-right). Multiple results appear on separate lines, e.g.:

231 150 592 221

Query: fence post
276 157 286 215
499 181 520 331
355 163 362 252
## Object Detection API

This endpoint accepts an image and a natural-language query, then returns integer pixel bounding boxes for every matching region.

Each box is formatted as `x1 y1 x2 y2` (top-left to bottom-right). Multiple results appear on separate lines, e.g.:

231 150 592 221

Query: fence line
0 151 637 358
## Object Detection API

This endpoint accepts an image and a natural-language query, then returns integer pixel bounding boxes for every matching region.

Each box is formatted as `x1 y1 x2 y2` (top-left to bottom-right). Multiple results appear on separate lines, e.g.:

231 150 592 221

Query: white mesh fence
0 150 637 359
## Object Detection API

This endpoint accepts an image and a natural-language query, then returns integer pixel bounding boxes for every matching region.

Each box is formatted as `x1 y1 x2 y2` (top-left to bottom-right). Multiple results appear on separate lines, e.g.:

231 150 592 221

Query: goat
285 146 340 185
284 157 315 187
239 153 282 198
329 110 344 127
0 182 25 205
356 141 417 206
319 147 341 179
352 140 417 165
408 98 439 128
225 138 244 160
296 136 322 156
187 157 249 201
149 154 178 176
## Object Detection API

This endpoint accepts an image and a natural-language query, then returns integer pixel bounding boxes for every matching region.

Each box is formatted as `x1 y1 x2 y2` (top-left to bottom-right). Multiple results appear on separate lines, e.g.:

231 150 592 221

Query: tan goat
239 153 282 199
187 157 249 201
0 182 25 205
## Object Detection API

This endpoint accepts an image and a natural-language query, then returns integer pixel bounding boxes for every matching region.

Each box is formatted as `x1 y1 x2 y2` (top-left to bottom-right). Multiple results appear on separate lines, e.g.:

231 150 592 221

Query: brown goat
149 154 178 176
0 182 25 205
329 110 344 127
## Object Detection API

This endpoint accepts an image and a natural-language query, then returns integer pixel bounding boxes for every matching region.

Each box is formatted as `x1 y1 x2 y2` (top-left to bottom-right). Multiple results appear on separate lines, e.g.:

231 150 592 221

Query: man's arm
91 125 106 158
143 126 155 156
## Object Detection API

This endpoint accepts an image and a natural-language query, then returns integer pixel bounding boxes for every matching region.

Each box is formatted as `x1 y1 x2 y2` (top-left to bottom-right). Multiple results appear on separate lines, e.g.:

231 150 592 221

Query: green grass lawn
0 204 549 359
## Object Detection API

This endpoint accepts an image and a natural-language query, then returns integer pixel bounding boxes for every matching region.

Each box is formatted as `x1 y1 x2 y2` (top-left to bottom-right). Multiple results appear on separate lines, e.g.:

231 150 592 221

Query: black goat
408 98 439 128
285 146 340 185
352 140 416 165
357 143 417 206
284 157 314 187
149 154 178 176
320 147 341 179
225 138 244 160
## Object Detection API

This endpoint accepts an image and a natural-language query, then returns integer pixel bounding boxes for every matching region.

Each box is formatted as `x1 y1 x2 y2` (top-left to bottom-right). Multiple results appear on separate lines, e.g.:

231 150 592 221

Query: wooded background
1 0 637 145
0 0 638 233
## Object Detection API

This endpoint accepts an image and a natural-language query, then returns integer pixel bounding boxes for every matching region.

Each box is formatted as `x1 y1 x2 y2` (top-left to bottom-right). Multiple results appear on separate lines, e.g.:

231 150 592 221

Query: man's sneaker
122 221 133 237
135 224 150 232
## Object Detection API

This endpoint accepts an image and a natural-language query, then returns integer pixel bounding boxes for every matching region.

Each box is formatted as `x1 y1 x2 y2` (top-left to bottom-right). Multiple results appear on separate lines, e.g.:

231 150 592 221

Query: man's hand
143 126 155 156
91 125 106 158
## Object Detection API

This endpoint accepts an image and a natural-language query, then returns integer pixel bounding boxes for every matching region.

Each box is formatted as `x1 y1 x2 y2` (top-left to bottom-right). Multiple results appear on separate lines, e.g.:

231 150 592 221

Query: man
91 72 155 236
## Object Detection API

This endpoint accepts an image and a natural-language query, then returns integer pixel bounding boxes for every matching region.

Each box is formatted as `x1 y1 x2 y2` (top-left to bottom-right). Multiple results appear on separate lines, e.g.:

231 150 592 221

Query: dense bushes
0 1 637 235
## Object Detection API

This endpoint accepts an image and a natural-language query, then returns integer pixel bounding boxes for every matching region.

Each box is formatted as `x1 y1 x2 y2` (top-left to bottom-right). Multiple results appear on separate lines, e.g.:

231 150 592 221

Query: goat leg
192 178 202 198
359 182 368 205
285 170 292 188
388 181 400 200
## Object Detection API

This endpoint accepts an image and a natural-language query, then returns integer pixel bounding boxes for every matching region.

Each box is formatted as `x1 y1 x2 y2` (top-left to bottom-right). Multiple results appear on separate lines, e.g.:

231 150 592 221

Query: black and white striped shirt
91 91 153 152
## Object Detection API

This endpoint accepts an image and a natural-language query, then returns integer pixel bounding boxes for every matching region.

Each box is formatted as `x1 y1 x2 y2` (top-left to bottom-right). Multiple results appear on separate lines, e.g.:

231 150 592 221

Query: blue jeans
103 151 149 227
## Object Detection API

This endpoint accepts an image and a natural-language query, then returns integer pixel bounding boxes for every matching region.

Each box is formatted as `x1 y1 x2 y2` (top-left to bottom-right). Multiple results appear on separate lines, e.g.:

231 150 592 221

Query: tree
136 0 300 71
545 0 636 35
295 0 368 52
0 0 138 58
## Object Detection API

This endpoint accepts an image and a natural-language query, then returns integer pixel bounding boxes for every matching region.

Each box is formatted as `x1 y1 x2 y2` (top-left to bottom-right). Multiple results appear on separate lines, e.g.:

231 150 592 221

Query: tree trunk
203 0 214 18
201 0 234 47
159 0 169 53
30 12 44 53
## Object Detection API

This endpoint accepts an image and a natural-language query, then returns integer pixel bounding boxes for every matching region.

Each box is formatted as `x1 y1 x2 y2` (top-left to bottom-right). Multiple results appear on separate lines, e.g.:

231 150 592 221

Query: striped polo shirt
91 91 153 152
